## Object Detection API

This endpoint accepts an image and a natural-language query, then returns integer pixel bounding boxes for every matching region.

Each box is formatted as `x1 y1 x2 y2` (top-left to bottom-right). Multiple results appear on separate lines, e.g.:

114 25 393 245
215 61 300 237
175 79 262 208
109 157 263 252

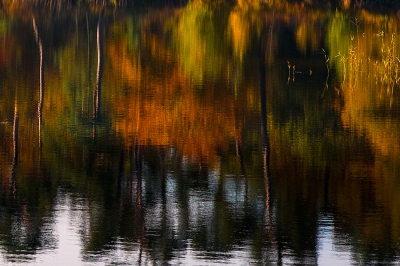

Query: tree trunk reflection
32 17 44 162
94 9 104 120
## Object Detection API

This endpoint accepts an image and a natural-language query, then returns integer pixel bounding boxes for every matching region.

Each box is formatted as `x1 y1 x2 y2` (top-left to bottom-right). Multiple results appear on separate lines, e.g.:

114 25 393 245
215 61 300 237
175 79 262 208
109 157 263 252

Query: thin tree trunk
94 9 104 120
259 31 270 217
33 18 44 154
260 22 283 265
11 96 19 196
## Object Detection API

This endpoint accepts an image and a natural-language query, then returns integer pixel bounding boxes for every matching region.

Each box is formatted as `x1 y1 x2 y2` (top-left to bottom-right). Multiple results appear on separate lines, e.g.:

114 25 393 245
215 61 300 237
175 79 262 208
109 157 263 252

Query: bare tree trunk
94 9 104 120
33 18 44 157
259 30 270 217
10 96 19 197
260 21 283 265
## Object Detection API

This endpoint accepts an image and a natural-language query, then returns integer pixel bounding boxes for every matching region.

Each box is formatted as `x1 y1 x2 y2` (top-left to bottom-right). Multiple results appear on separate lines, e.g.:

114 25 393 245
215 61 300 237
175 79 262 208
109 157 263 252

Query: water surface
1 5 400 265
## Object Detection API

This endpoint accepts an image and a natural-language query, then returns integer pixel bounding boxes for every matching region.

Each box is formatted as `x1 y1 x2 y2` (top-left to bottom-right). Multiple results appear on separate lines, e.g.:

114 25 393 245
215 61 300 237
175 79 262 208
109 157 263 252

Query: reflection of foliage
228 9 252 61
0 15 13 35
328 12 400 90
3 5 400 265
295 14 324 55
325 12 400 263
172 2 230 84
326 12 353 78
109 19 239 167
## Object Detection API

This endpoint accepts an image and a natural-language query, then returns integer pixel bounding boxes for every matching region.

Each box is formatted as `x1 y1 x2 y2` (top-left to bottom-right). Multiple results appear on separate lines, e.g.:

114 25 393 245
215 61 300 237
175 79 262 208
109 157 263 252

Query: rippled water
1 5 400 265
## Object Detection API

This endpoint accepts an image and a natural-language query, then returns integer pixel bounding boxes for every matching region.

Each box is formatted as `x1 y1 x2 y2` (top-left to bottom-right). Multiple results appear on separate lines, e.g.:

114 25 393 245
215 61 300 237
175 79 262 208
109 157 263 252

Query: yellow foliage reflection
326 13 400 249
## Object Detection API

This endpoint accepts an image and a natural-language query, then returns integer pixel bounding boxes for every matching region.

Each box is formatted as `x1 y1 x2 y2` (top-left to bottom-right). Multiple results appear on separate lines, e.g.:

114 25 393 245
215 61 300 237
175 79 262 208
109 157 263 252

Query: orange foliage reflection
107 28 242 167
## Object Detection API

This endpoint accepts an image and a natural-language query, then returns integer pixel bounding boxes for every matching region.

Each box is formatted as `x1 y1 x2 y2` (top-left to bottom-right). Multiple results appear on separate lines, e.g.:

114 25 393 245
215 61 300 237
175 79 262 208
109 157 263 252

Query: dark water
1 5 400 265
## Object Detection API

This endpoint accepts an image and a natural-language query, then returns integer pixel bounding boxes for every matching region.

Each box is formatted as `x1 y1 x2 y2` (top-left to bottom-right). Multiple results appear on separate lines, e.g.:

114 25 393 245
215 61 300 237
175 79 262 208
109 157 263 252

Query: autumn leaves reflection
1 4 400 264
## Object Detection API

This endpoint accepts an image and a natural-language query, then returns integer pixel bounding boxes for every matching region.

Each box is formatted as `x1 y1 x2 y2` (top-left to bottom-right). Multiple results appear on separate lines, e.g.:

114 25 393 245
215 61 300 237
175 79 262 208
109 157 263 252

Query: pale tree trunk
33 17 44 156
94 9 104 120
92 10 105 140
11 97 19 197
